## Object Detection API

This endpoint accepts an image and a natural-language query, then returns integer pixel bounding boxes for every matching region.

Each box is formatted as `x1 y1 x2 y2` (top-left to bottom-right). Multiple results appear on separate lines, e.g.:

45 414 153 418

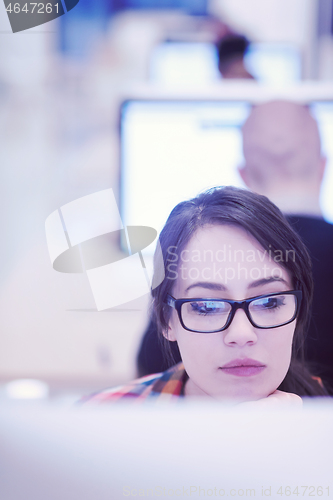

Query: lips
220 358 266 377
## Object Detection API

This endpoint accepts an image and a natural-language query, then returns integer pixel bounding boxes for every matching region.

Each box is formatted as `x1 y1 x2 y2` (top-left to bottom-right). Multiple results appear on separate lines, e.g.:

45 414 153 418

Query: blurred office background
1 0 333 403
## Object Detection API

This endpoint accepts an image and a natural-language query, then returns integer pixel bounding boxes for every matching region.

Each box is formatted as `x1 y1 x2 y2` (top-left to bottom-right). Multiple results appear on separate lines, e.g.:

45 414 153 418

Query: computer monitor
121 99 249 245
120 94 333 252
150 41 221 85
1 401 333 500
245 42 302 84
149 41 302 85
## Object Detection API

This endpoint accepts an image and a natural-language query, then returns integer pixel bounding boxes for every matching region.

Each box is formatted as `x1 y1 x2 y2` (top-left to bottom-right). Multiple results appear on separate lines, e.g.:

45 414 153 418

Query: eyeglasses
166 290 302 333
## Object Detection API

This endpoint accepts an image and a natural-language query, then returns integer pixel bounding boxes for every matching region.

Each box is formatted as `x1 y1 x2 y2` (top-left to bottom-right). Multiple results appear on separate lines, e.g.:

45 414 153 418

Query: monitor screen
245 42 302 84
150 42 221 85
120 99 333 252
149 41 302 86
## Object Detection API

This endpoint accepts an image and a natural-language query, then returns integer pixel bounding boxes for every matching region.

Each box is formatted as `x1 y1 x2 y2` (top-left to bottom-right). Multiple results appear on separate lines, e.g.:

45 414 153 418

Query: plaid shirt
81 364 325 405
82 363 188 404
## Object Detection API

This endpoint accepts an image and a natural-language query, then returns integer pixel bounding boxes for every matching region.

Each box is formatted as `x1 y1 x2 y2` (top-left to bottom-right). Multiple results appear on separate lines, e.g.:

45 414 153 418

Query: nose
223 308 258 347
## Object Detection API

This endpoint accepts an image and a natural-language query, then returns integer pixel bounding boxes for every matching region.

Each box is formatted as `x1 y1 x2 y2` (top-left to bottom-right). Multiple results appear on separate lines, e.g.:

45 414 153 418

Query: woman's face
167 224 296 402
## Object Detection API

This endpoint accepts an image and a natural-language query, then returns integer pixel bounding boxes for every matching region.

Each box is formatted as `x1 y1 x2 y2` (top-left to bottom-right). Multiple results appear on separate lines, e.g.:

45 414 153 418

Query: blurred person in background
216 34 255 80
239 100 333 391
240 100 326 216
138 100 333 393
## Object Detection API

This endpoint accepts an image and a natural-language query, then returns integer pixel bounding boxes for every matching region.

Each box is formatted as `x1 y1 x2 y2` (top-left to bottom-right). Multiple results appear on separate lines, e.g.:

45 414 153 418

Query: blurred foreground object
4 379 49 400
1 401 333 500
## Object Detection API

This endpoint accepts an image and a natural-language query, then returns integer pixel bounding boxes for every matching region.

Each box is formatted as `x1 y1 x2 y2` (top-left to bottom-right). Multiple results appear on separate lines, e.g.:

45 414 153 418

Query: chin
221 385 273 403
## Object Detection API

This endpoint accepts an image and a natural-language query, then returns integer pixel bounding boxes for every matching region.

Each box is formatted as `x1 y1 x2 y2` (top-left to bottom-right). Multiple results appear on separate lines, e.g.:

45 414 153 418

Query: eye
189 301 230 315
251 296 286 312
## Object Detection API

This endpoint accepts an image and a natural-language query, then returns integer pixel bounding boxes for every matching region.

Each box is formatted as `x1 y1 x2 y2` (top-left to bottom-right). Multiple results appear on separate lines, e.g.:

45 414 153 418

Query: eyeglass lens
180 294 297 332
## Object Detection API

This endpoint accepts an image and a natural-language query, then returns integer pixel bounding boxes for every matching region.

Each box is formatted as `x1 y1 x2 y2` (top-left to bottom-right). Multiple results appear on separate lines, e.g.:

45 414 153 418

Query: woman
85 187 327 405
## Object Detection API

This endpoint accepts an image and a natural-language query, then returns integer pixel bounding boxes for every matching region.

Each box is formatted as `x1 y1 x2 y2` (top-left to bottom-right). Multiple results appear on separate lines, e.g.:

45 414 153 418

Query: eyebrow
185 282 227 293
184 277 289 294
247 277 289 289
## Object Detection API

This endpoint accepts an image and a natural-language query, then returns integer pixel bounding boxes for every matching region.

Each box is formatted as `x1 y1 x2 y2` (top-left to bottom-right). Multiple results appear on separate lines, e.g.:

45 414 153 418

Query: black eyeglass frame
166 290 302 333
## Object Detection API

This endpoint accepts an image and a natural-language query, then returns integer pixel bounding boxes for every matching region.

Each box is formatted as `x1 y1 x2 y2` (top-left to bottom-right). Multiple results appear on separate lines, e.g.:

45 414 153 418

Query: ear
162 324 177 342
319 156 327 183
238 164 249 188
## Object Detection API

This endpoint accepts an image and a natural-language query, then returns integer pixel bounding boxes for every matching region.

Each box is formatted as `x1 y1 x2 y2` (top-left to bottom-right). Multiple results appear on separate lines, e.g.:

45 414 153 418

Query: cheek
175 330 221 369
268 324 295 371
283 323 296 351
168 311 208 358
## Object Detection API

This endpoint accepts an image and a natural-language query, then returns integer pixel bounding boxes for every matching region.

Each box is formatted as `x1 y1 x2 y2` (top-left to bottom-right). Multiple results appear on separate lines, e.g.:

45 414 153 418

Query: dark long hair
151 186 327 396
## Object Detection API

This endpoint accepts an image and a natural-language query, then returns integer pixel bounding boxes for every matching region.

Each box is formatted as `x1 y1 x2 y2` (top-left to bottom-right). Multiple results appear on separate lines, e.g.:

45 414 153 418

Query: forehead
183 224 267 260
174 224 292 291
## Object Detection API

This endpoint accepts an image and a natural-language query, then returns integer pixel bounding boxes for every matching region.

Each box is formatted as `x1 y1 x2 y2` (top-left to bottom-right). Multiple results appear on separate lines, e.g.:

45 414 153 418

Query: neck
264 193 323 218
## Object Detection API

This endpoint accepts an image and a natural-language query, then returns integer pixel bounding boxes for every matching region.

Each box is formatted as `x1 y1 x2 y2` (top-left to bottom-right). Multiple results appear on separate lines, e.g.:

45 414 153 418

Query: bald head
241 101 325 202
